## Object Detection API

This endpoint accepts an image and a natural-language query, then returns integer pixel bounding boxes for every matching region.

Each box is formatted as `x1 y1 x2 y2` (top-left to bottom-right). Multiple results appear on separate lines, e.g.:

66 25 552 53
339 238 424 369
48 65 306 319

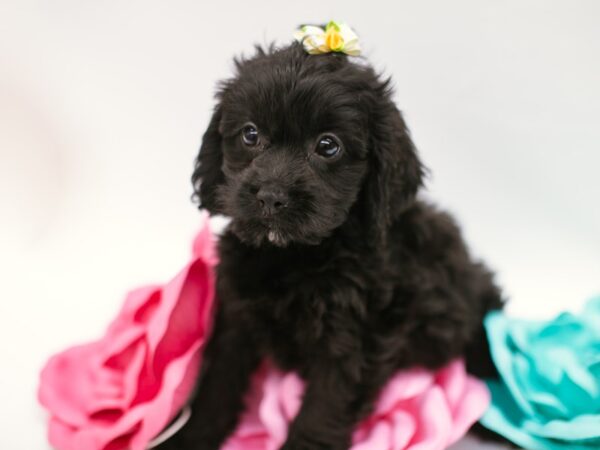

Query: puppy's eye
315 135 342 158
241 124 259 146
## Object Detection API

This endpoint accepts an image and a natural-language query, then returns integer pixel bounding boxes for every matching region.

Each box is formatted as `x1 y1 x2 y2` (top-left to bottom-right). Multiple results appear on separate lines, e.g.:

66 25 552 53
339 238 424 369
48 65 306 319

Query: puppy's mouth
227 213 293 247
254 213 292 247
266 226 289 247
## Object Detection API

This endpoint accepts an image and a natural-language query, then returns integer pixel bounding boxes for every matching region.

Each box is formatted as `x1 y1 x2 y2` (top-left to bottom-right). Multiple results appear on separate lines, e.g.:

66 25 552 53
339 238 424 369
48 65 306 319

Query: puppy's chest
251 274 332 368
227 257 361 371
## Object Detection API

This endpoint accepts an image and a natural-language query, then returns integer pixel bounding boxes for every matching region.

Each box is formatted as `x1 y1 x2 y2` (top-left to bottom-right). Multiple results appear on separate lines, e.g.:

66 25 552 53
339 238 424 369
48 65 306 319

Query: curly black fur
158 42 504 450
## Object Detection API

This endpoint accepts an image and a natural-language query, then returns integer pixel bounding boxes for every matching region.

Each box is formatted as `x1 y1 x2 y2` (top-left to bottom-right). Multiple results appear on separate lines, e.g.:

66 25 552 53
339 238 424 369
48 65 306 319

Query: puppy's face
194 44 423 247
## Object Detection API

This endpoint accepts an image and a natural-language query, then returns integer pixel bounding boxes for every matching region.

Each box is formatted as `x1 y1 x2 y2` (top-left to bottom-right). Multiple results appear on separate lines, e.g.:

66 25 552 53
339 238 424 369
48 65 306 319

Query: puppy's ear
192 105 224 214
364 102 425 245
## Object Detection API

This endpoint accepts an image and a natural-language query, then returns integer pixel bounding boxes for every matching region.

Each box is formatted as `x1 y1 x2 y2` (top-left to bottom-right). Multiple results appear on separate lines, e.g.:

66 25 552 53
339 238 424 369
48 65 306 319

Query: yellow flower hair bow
293 21 361 56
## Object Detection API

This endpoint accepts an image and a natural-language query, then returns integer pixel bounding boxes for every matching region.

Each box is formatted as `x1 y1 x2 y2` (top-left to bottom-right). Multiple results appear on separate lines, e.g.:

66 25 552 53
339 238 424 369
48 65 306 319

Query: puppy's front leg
280 358 362 450
155 305 260 450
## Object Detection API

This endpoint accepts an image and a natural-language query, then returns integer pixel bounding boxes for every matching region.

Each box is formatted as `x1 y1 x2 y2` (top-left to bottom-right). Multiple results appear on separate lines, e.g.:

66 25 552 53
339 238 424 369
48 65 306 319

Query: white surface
1 1 599 449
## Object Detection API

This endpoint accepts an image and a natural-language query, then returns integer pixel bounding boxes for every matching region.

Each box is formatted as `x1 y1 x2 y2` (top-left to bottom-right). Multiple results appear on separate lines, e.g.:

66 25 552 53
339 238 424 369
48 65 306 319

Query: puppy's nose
256 186 289 215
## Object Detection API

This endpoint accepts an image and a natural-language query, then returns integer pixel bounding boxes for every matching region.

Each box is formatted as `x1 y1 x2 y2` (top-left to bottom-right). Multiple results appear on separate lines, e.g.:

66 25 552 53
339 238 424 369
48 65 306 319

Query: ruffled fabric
480 296 600 450
223 360 489 450
38 213 217 450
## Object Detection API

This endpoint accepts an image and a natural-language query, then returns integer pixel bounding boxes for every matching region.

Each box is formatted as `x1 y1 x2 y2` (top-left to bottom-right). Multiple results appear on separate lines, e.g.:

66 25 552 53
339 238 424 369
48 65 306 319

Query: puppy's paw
280 434 348 450
150 436 182 450
151 433 218 450
279 439 314 450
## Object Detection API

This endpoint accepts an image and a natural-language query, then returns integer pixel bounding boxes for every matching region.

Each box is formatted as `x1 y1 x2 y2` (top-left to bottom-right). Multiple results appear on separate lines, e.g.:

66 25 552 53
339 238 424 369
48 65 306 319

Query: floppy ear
364 103 425 246
191 105 225 214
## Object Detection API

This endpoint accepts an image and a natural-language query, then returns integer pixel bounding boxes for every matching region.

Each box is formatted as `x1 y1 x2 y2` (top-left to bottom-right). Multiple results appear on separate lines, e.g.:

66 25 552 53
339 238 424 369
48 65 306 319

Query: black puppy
159 42 503 450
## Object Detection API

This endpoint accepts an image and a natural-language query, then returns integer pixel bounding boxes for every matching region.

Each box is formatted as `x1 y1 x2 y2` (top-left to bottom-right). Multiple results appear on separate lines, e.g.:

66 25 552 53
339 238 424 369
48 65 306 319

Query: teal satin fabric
480 296 600 449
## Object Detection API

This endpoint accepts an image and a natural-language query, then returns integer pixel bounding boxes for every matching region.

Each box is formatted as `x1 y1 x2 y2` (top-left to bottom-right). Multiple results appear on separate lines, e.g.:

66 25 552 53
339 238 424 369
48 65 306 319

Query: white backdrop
1 1 599 449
